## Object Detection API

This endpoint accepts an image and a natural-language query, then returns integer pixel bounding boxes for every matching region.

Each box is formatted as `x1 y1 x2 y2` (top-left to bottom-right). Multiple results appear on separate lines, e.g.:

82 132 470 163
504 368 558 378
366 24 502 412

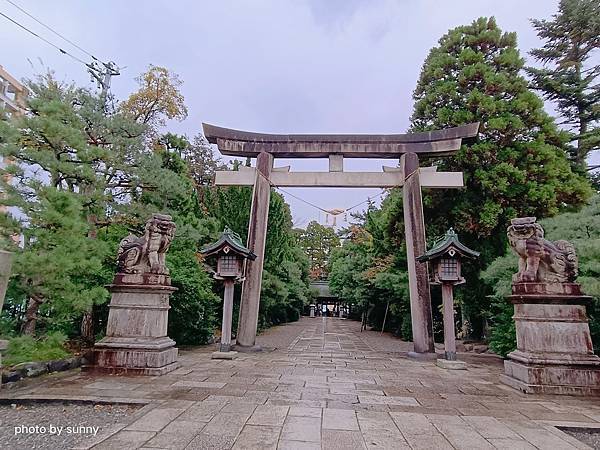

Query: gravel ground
562 428 600 449
0 402 140 450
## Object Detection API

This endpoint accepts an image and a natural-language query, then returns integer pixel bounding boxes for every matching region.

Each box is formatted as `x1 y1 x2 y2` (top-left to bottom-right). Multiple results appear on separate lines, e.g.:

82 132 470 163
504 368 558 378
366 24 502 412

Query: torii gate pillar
237 152 273 349
401 153 435 355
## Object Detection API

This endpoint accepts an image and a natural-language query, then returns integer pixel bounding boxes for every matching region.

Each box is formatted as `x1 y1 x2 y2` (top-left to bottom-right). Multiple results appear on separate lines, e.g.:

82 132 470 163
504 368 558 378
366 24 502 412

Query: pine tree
527 0 600 168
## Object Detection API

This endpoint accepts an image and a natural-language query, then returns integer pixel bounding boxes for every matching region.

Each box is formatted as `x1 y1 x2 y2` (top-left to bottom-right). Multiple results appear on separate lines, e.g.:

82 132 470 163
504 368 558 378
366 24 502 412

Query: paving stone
356 411 398 432
232 425 281 449
86 381 143 390
172 381 227 389
143 430 199 449
359 395 419 406
328 401 390 412
486 438 537 449
500 418 579 449
322 430 366 449
281 416 321 443
203 413 251 438
362 429 411 450
267 399 325 409
93 430 156 450
126 408 186 432
390 412 454 450
221 403 257 415
426 414 494 449
288 406 322 418
322 408 359 431
206 395 265 405
185 433 236 450
160 419 206 435
462 415 523 440
277 440 321 449
178 401 226 422
540 425 595 450
247 405 289 426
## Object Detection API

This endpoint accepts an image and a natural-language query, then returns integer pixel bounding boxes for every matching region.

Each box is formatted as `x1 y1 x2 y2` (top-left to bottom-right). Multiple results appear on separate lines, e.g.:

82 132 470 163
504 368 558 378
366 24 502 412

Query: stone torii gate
203 122 479 356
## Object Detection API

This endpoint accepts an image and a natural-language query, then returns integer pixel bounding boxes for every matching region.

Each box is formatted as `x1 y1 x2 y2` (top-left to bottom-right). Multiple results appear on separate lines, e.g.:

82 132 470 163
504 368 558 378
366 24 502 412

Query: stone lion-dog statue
117 213 176 275
507 217 578 283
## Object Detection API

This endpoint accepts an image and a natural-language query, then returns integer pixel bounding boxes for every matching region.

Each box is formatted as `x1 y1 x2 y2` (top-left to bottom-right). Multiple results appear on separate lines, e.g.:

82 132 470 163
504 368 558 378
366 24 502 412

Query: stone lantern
201 227 256 359
417 228 479 369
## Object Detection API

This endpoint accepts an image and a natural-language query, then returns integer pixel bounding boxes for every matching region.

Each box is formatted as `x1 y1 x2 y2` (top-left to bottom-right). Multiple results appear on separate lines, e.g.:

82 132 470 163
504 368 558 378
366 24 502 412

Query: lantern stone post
201 228 256 360
220 279 235 353
417 228 479 370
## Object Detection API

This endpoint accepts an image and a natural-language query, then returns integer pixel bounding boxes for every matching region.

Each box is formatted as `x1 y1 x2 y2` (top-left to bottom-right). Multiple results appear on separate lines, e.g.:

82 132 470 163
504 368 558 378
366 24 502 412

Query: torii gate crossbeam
204 122 479 357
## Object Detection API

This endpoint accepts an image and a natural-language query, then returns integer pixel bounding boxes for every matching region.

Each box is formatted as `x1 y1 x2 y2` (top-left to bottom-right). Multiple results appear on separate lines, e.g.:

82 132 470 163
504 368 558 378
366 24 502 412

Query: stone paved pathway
2 317 600 449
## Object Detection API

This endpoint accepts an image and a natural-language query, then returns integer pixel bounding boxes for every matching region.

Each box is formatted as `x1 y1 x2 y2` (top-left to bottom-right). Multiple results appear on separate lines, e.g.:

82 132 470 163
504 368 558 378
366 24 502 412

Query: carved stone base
89 349 178 375
212 351 238 360
502 359 600 396
407 351 438 361
436 358 467 370
91 281 178 375
233 344 263 353
501 284 600 396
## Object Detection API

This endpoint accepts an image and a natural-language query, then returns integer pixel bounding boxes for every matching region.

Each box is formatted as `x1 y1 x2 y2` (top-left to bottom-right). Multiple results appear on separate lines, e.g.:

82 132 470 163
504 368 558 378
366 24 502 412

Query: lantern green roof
416 228 479 262
200 227 257 260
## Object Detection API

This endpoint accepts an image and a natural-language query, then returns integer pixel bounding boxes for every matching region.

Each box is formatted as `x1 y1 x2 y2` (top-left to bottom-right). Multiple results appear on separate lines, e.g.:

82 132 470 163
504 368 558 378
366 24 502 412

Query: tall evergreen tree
527 0 600 167
411 16 591 241
408 17 592 337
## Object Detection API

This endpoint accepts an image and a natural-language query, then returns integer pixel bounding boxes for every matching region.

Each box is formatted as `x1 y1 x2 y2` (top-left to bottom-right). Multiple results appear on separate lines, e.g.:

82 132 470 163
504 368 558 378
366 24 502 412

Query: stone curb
0 396 151 406
1 355 87 385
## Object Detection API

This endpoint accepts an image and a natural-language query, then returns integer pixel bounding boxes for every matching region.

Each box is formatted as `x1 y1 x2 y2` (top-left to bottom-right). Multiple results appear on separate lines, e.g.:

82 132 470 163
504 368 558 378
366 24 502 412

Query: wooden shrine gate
203 122 479 356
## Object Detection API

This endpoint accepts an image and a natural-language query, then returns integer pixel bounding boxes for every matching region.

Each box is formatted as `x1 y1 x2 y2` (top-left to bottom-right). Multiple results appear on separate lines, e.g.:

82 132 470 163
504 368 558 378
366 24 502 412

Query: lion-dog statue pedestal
92 214 178 375
500 217 600 396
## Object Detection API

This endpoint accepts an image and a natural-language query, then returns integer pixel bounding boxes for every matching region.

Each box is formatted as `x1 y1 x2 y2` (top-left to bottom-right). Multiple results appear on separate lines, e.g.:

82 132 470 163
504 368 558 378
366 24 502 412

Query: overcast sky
1 0 589 228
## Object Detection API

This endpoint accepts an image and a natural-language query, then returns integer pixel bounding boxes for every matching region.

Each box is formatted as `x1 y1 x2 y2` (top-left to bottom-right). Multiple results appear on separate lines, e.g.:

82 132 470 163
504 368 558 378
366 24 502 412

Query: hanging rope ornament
253 168 392 226
324 208 345 226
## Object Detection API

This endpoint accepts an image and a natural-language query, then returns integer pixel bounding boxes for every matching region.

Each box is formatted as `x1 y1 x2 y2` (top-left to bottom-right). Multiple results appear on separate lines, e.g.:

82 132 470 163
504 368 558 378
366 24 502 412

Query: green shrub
4 332 70 367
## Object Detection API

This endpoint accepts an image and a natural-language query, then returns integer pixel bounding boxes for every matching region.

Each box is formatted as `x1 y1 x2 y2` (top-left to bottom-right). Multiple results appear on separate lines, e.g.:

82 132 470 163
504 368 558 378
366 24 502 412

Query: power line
1 4 121 101
276 186 387 216
256 166 420 218
254 169 388 217
4 0 100 62
0 10 88 65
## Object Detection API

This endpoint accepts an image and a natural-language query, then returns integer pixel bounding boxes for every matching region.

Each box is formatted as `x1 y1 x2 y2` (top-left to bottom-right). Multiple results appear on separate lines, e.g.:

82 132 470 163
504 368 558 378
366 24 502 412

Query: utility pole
87 61 120 105
80 60 120 343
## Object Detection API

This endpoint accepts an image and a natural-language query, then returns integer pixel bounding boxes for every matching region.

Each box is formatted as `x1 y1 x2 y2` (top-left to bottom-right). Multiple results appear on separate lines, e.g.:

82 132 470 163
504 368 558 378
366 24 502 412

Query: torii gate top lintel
203 122 479 159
